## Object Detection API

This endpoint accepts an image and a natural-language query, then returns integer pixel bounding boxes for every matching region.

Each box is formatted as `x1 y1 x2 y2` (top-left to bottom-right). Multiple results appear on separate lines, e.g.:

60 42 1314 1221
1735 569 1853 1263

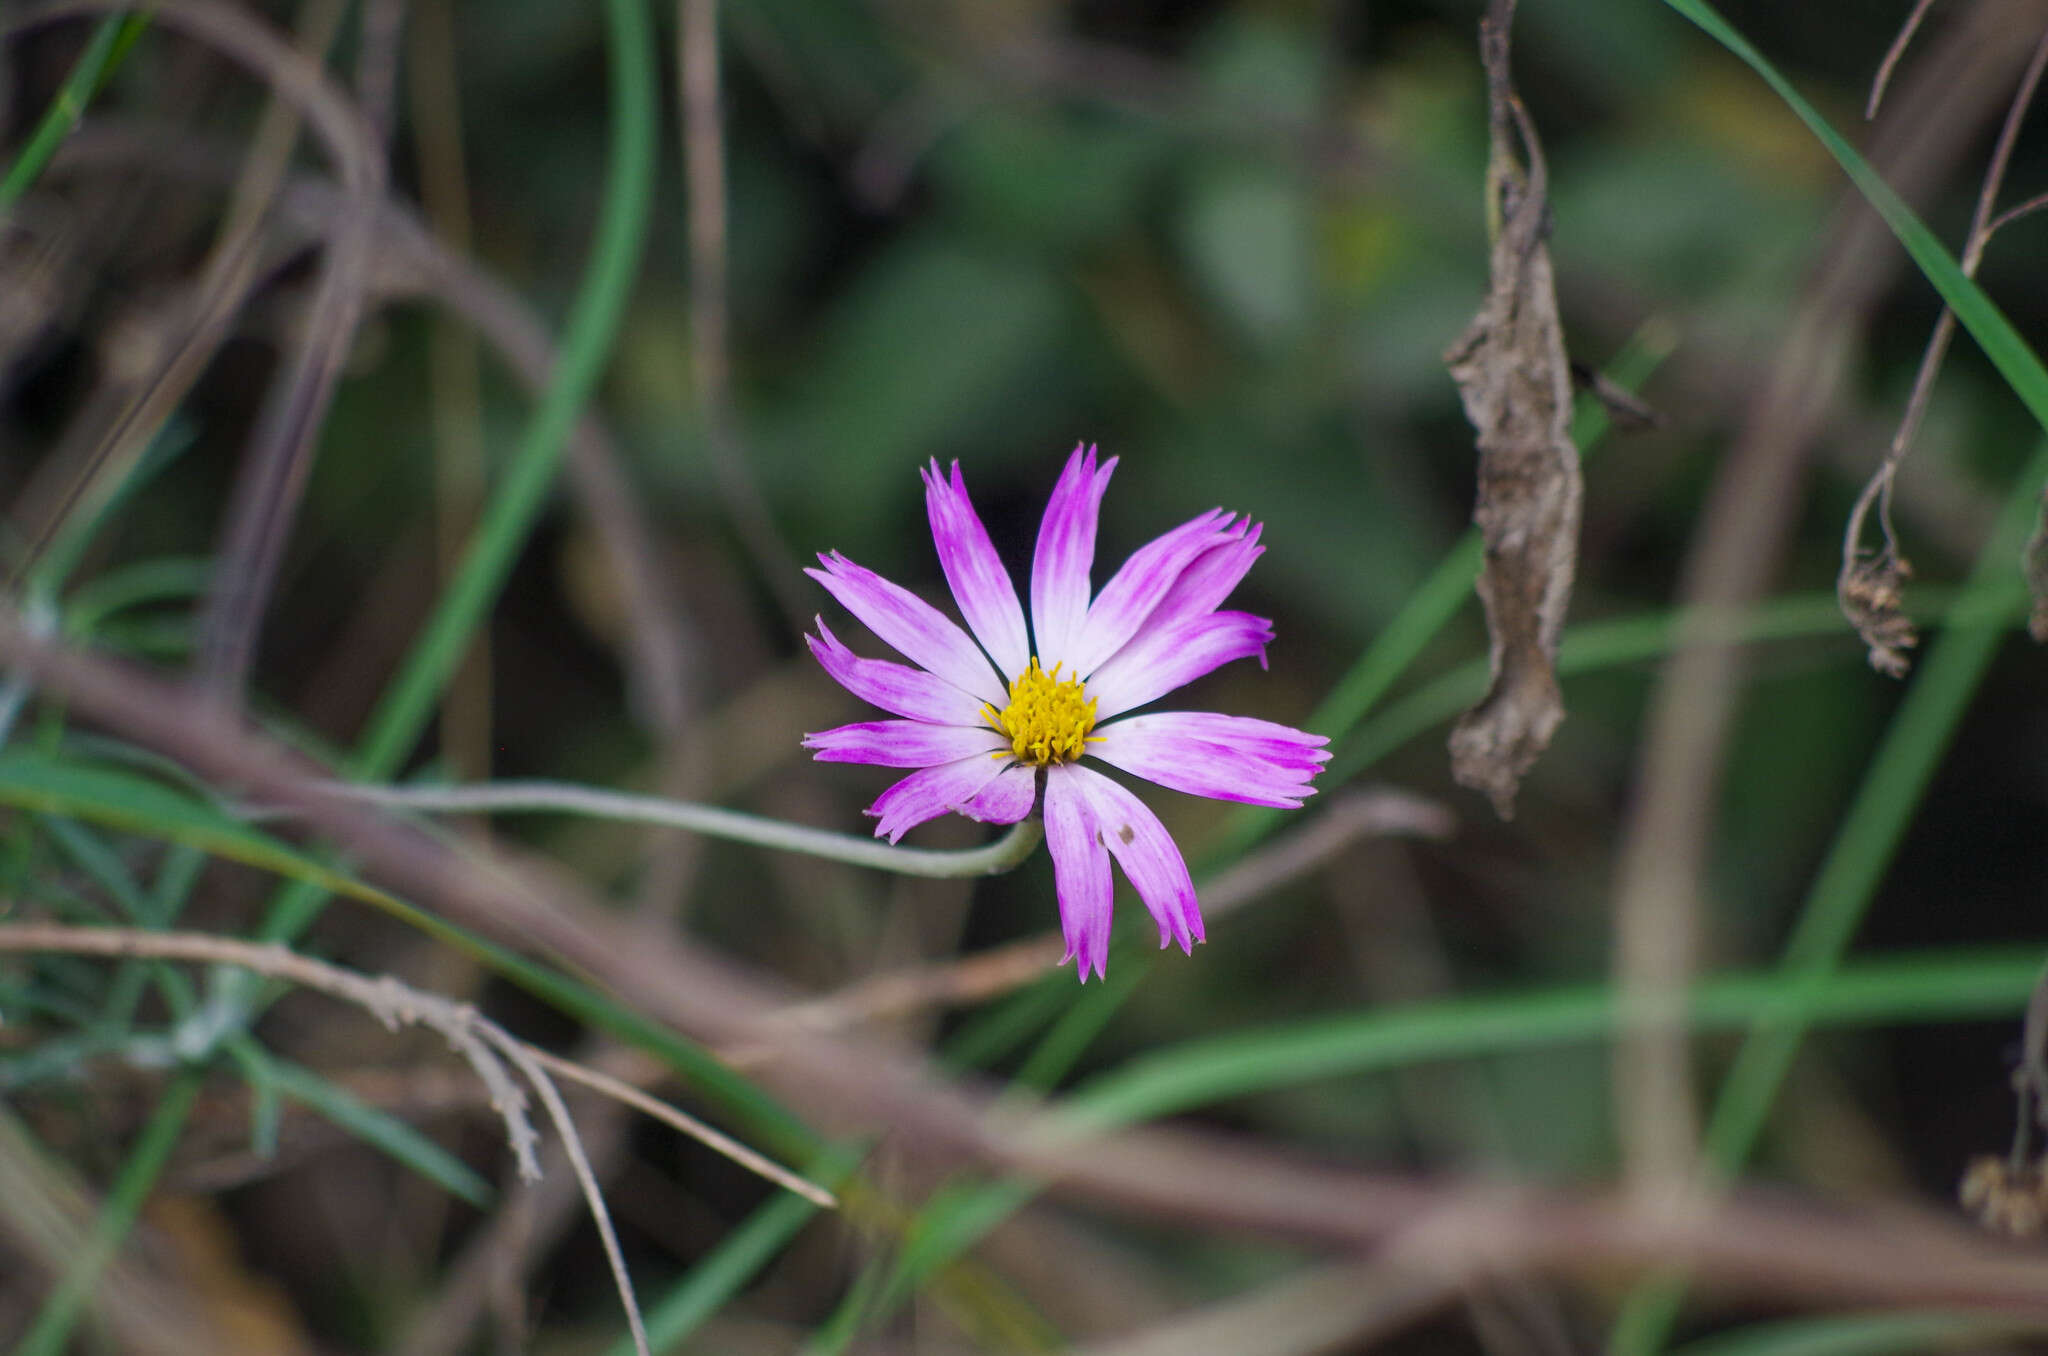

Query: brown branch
1840 22 2048 676
1867 0 1942 118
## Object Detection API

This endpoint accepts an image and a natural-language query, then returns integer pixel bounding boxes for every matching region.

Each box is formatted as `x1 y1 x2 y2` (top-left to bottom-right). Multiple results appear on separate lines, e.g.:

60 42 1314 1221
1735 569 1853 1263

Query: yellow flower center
984 658 1098 766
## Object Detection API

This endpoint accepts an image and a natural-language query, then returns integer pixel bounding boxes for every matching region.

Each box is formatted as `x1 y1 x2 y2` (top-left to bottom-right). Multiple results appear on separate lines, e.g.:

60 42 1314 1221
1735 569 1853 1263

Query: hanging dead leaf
1442 0 1582 820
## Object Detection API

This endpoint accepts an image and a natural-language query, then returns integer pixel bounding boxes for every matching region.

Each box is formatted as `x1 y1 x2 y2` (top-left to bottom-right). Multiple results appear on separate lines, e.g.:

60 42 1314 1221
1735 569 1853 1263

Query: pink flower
803 445 1329 981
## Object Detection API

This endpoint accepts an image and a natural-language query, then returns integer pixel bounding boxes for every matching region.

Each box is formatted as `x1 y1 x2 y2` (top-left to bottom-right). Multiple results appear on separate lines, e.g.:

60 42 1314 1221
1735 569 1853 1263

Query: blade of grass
346 0 656 788
61 557 212 641
1663 0 2048 439
1058 945 2040 1129
0 11 151 211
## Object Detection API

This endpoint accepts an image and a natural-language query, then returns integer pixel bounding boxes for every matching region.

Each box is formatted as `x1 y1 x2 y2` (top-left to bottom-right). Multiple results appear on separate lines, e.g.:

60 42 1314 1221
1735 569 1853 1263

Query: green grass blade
0 13 151 212
61 557 212 640
1662 0 2048 435
16 1068 201 1356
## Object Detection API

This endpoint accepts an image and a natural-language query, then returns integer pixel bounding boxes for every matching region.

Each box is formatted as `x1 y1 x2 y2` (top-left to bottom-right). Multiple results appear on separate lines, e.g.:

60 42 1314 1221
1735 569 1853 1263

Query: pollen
984 658 1098 766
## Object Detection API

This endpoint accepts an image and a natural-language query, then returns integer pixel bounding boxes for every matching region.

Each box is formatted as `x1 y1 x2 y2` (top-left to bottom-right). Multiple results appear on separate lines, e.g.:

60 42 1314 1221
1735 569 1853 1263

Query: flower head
803 444 1329 981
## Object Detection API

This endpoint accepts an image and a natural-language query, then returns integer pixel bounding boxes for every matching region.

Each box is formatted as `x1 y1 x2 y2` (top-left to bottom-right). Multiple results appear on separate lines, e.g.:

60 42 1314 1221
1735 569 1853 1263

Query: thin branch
355 0 410 150
521 1044 835 1207
188 0 384 703
1839 23 2048 676
483 1033 650 1356
43 117 699 746
1867 0 1940 118
306 778 1046 878
1985 186 2048 238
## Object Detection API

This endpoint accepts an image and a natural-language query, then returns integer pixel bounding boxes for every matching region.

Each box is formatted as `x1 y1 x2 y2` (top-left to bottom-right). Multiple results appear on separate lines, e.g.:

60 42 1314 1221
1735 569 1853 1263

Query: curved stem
323 780 1045 879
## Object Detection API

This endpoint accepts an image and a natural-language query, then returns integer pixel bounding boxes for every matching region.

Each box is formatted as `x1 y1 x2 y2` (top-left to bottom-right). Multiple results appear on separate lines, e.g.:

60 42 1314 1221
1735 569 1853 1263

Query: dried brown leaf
1442 0 1582 820
1840 552 1918 678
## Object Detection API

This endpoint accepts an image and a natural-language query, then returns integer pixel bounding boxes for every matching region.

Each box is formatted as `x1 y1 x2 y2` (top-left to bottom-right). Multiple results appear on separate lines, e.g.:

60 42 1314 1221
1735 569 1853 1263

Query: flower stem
322 780 1044 878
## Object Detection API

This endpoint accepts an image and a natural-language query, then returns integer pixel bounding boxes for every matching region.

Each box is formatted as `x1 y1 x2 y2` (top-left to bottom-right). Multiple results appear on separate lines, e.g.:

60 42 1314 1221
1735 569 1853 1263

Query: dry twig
1840 24 2048 676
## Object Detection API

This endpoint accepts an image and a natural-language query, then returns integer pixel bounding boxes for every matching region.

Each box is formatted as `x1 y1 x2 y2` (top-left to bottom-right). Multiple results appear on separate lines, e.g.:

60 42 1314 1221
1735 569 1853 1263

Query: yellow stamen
982 658 1098 766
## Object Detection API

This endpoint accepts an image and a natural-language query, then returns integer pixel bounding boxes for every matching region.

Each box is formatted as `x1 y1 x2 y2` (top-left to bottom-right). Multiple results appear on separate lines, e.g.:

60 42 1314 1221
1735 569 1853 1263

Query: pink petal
1142 521 1264 636
1091 712 1329 808
806 619 987 727
807 553 1007 707
960 763 1038 824
923 461 1030 679
1087 610 1274 719
865 753 1017 842
1058 765 1204 954
1067 509 1236 678
803 720 1005 767
1044 764 1114 983
1029 444 1117 668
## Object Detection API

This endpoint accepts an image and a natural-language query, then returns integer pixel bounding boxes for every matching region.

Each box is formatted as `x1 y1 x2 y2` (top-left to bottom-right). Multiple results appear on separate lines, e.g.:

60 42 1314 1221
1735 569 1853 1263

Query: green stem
0 11 151 212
